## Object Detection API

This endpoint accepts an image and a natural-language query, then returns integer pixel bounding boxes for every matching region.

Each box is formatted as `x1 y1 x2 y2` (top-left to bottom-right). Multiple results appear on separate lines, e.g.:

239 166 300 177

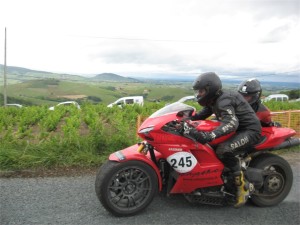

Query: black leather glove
270 121 282 127
190 116 196 121
188 129 215 144
190 115 198 121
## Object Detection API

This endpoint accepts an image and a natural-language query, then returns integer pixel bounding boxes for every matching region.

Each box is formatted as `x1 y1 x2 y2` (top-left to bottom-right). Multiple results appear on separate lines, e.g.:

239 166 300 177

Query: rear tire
250 153 293 207
95 160 158 216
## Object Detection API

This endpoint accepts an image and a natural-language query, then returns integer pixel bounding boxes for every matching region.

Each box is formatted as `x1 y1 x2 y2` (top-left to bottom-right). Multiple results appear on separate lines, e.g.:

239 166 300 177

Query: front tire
95 160 158 216
250 153 293 207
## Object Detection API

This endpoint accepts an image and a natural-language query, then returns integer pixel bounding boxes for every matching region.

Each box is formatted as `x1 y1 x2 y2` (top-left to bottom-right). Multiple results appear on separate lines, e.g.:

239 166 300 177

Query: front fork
137 142 171 190
138 141 158 166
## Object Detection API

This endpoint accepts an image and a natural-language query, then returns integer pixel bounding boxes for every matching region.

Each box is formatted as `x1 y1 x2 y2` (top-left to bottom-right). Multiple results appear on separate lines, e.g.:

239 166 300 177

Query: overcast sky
0 0 299 81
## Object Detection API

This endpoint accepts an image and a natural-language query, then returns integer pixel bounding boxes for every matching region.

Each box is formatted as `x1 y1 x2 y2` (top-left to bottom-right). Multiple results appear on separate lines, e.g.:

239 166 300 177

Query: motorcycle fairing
156 144 225 193
170 163 224 193
255 127 296 150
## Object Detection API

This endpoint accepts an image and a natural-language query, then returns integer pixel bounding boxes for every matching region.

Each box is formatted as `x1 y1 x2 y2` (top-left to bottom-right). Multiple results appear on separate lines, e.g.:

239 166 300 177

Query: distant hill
0 65 141 83
0 64 299 106
0 65 53 75
91 73 141 82
0 64 299 89
0 64 86 83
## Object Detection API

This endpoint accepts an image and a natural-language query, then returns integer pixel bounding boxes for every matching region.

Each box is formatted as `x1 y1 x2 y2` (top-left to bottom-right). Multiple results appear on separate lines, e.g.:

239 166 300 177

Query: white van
107 96 144 108
263 94 289 102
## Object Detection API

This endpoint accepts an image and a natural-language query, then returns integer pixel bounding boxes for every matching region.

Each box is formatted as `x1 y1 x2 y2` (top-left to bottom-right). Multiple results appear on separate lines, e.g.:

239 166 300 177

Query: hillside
0 64 299 106
0 64 141 84
0 78 195 106
0 79 123 105
0 64 86 83
1 64 299 88
91 73 141 82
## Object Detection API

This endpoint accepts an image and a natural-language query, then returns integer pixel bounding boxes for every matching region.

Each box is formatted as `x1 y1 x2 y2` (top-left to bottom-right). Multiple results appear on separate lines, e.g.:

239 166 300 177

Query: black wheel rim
264 172 284 193
107 166 152 211
262 165 285 196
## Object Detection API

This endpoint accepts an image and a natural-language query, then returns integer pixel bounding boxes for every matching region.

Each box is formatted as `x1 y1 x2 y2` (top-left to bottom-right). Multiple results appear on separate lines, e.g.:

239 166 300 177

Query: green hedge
0 101 299 170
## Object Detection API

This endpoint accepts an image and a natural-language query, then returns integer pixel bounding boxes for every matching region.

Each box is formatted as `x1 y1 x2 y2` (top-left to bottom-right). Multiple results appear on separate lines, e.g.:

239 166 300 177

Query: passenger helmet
192 72 222 106
238 78 262 105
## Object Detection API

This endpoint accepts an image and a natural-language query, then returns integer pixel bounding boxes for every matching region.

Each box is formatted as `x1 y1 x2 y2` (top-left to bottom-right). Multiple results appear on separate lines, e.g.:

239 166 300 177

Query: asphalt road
1 154 299 225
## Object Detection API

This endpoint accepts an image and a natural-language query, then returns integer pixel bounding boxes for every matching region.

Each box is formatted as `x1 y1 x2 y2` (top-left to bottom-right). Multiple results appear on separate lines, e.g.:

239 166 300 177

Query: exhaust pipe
270 137 300 151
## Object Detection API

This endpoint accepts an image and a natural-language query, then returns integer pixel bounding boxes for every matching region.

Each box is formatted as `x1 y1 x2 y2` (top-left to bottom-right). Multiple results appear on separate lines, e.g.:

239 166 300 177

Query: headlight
139 126 154 134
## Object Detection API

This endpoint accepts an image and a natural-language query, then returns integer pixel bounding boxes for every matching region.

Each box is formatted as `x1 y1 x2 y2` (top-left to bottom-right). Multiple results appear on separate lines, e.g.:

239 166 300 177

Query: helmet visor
194 89 206 98
242 93 260 105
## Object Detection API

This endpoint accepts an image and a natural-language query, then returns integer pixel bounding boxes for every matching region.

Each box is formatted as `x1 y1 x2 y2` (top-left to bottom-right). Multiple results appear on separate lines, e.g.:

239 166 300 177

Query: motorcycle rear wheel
250 153 293 207
95 160 158 216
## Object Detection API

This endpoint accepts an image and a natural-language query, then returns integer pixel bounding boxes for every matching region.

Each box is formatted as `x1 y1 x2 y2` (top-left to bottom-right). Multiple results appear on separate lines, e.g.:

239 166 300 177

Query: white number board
166 152 197 173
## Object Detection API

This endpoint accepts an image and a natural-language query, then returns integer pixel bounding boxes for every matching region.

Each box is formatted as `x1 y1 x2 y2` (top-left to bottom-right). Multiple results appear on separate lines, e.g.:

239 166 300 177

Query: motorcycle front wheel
250 153 293 207
95 160 158 216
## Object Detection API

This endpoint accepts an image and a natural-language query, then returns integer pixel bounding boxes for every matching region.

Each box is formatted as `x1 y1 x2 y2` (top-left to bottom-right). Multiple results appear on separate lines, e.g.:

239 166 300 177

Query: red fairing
170 162 224 193
255 127 296 150
109 144 163 162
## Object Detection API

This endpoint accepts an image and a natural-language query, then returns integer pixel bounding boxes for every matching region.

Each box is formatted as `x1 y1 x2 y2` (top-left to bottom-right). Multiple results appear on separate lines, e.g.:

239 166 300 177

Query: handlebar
163 119 195 134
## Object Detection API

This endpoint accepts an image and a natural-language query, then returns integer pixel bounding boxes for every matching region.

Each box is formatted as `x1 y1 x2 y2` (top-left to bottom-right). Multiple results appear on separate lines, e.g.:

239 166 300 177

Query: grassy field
0 79 196 106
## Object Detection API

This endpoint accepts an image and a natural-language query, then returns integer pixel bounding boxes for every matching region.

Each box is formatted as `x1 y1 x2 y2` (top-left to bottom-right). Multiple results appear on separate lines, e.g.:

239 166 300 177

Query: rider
187 72 262 208
237 78 281 127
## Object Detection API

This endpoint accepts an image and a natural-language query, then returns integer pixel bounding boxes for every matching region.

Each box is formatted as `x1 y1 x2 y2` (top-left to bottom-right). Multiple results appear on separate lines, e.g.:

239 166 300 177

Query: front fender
109 144 163 191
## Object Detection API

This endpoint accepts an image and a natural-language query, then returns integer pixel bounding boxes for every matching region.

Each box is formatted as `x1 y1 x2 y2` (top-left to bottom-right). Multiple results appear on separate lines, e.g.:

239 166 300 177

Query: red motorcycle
95 102 299 216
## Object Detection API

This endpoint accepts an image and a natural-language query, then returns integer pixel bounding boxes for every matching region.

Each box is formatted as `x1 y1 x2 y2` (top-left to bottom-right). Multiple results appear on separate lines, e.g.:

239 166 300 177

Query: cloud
0 0 299 80
246 0 300 18
260 24 293 43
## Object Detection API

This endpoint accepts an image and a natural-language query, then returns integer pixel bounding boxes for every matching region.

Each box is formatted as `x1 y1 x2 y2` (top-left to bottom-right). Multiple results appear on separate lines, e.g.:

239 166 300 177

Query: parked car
263 94 289 102
107 96 144 108
49 101 81 110
6 103 23 108
289 98 300 102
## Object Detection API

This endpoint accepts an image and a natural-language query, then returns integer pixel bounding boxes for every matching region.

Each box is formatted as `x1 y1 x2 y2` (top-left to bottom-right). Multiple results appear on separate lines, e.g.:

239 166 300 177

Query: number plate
166 152 197 173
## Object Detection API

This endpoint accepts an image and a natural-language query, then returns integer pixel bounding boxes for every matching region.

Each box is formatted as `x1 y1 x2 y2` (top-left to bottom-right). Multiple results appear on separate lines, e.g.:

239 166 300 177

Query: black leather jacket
192 90 262 139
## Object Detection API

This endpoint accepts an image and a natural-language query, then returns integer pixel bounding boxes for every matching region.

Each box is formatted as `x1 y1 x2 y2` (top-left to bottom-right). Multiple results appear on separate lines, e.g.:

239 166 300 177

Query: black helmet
192 72 222 106
238 78 262 105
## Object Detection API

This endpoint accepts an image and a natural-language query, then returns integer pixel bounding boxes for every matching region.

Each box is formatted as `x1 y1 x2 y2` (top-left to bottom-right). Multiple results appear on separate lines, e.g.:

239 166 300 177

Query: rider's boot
234 171 249 208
